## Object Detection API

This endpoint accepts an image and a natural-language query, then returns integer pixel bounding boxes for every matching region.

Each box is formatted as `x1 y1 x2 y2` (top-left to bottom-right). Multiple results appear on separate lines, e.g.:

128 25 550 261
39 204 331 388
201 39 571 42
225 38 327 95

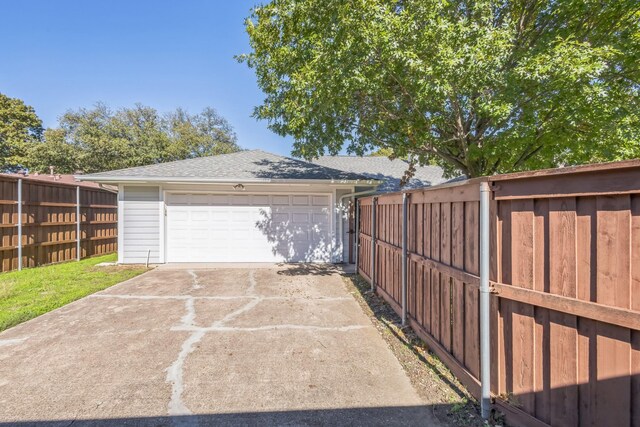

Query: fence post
401 192 408 326
370 196 377 292
479 181 491 420
354 199 360 272
17 179 22 271
76 186 81 261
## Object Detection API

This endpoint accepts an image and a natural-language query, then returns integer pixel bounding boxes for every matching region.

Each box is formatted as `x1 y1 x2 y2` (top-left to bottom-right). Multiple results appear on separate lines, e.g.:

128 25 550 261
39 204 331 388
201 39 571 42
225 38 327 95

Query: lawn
0 254 149 332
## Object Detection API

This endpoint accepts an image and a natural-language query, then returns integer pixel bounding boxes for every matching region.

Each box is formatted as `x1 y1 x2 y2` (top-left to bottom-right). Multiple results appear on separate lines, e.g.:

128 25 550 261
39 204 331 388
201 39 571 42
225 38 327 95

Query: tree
37 104 241 173
164 107 241 161
59 103 170 172
22 128 80 174
241 0 640 177
0 93 43 170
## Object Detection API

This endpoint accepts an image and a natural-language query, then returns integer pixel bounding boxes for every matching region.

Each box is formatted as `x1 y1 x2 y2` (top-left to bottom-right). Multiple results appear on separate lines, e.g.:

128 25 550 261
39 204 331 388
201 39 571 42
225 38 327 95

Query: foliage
0 93 43 171
241 0 640 177
52 103 241 173
369 147 395 157
1 98 241 173
22 128 80 174
0 254 148 332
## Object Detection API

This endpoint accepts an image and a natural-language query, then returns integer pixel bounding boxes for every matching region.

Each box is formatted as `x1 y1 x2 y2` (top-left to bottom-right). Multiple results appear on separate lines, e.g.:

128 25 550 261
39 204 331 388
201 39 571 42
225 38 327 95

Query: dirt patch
342 274 488 427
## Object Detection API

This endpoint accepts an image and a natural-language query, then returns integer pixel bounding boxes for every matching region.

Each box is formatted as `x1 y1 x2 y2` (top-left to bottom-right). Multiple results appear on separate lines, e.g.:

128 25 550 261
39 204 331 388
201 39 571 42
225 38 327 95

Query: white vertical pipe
401 193 408 325
370 197 377 292
17 179 22 271
76 186 81 261
479 181 491 419
354 199 360 271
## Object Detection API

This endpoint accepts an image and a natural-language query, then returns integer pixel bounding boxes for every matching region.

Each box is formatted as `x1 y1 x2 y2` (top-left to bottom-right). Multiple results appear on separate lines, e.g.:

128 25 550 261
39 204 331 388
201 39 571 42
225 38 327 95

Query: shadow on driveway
0 405 442 426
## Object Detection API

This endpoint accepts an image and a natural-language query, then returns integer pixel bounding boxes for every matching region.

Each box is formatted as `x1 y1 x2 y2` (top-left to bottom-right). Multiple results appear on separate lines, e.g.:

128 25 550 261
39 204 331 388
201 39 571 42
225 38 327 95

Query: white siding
122 186 160 264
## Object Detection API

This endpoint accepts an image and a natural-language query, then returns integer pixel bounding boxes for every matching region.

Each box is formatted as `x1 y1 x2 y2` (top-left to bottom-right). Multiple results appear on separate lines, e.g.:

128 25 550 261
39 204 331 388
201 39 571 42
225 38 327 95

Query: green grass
0 254 149 332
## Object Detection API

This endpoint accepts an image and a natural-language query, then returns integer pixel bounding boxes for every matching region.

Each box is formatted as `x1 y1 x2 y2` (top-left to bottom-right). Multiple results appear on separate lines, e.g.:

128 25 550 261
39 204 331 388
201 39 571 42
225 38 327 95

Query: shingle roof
80 150 371 182
312 156 447 192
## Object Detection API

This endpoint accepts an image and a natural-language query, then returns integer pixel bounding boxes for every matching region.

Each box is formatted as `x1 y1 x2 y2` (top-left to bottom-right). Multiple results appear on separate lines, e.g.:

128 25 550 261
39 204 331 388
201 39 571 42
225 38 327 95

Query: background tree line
0 93 241 173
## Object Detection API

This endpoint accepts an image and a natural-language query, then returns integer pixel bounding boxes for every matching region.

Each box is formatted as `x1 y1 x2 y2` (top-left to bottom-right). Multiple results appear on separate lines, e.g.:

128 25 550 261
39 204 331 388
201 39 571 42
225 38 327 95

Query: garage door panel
210 195 229 205
253 195 269 205
189 194 210 204
313 212 329 224
271 195 290 205
292 195 309 206
231 195 250 205
271 212 290 223
166 193 332 263
292 213 309 224
292 230 310 242
312 196 329 206
191 211 209 221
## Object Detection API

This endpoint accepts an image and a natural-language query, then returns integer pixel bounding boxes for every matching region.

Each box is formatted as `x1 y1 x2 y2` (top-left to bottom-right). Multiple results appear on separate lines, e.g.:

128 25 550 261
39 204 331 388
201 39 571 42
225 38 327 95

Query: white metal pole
354 199 360 271
17 179 22 271
370 197 377 292
76 186 81 261
479 181 492 419
401 193 408 325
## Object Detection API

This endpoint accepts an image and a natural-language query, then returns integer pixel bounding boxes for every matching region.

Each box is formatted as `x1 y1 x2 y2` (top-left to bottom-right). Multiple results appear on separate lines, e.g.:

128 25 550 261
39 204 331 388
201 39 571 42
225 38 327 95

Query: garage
79 150 378 265
165 192 332 262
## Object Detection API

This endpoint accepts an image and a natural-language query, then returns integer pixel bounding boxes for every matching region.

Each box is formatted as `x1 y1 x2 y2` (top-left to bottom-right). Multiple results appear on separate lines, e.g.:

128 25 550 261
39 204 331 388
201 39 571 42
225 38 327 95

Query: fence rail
0 176 117 272
357 160 640 427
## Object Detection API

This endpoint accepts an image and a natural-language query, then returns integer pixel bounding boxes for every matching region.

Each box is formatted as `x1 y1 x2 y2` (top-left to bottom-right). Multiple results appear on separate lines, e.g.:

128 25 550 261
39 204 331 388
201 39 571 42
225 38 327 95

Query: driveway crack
187 270 202 291
165 270 262 420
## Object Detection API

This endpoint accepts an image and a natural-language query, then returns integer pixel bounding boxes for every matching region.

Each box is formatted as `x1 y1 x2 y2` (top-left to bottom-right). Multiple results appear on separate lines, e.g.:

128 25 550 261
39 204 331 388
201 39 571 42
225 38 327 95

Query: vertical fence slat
576 196 597 427
595 195 631 427
465 201 480 379
548 197 579 426
510 199 536 414
452 201 465 365
533 198 551 424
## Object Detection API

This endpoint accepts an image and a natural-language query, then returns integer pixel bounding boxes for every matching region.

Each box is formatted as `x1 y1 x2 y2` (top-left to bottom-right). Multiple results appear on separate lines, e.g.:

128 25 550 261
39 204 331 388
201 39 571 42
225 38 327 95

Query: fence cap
488 158 640 182
0 173 117 192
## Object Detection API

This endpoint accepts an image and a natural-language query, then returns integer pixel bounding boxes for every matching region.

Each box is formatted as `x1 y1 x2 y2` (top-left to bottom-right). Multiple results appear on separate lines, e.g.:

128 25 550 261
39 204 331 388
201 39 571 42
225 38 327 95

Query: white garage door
165 193 332 263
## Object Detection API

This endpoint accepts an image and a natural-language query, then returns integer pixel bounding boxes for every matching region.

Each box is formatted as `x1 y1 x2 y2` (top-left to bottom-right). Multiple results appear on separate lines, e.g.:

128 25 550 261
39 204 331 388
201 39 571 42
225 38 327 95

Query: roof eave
75 175 382 186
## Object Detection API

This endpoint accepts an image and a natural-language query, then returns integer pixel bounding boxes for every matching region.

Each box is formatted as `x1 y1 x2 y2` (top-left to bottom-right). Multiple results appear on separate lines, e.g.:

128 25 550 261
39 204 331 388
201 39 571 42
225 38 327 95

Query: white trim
158 186 166 263
117 185 124 264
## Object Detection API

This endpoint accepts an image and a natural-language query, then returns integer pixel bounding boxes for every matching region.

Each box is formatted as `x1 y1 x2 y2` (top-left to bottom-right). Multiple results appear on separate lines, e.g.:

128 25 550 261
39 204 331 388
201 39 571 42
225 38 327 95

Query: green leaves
0 93 43 171
242 0 640 177
1 100 241 174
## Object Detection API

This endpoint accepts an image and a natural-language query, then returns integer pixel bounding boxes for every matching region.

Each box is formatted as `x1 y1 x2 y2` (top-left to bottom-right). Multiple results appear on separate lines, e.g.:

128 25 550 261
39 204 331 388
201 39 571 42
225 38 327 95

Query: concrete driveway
0 265 437 426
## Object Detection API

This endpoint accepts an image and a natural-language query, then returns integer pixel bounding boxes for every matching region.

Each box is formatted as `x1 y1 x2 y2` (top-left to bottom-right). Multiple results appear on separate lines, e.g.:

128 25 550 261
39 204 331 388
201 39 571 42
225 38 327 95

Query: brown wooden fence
357 160 640 427
0 176 117 272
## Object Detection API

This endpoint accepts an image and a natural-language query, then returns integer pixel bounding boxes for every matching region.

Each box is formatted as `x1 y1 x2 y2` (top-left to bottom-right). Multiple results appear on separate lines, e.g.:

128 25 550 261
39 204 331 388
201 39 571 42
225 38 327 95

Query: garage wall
122 186 160 264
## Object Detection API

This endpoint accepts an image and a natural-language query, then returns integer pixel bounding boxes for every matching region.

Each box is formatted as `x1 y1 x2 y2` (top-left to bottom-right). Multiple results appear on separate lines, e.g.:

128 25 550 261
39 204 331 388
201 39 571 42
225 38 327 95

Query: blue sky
0 0 295 156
